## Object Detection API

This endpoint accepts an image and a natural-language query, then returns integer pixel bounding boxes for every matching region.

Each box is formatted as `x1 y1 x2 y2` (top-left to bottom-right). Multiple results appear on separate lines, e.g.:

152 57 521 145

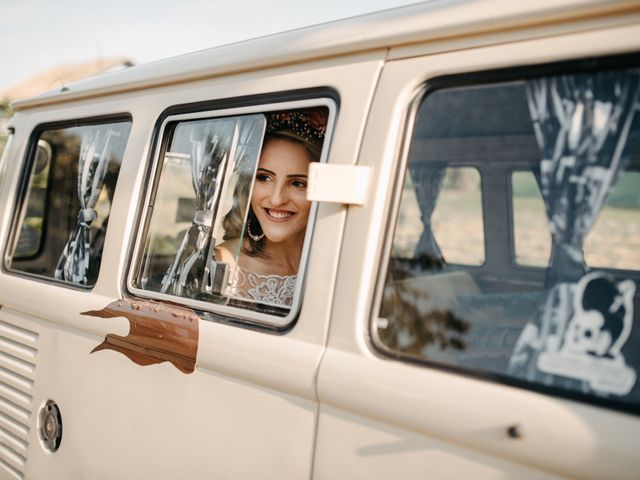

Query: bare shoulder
215 238 241 265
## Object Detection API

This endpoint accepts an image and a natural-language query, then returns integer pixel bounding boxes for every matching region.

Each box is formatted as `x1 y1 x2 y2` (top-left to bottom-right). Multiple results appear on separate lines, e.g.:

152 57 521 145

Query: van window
7 119 131 286
12 140 52 258
131 105 330 323
376 66 640 410
513 169 640 270
393 167 484 266
511 170 551 267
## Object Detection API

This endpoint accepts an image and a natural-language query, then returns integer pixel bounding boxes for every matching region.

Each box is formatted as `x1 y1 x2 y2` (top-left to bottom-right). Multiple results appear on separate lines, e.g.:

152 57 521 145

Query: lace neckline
229 266 297 307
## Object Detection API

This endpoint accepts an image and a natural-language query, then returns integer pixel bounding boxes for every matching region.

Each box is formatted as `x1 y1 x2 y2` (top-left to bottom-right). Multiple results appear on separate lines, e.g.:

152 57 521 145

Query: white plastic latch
307 163 371 206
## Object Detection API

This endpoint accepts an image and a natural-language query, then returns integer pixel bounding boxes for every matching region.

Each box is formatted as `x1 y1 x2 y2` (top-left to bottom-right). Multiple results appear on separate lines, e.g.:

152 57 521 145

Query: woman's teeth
267 209 293 219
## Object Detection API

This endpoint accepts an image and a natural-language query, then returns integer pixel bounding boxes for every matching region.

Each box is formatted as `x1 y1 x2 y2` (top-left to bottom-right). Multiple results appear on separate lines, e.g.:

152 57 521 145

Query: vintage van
0 0 639 478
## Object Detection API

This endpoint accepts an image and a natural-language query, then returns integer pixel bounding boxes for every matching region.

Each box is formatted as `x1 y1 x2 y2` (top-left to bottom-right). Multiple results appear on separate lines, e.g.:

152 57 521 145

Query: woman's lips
264 208 295 221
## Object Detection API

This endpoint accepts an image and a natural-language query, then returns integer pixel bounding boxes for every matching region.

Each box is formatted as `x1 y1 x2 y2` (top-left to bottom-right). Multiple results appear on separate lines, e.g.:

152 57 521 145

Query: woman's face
251 138 312 245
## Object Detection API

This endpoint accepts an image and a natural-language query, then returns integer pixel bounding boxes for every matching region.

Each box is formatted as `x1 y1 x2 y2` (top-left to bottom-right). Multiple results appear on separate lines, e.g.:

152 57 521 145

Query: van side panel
315 20 640 480
0 53 385 479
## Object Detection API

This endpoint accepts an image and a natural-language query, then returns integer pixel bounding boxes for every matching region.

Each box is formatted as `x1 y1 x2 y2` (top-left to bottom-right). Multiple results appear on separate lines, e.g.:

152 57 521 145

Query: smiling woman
216 108 328 307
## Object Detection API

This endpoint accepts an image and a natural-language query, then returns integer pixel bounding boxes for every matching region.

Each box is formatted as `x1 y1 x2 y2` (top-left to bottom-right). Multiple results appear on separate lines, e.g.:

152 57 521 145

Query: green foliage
0 133 6 159
608 172 640 209
512 169 640 208
512 171 540 197
0 98 13 159
1 96 10 113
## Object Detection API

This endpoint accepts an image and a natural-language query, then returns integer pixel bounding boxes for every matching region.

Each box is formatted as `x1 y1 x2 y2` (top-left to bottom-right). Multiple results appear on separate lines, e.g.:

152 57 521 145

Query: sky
0 0 423 92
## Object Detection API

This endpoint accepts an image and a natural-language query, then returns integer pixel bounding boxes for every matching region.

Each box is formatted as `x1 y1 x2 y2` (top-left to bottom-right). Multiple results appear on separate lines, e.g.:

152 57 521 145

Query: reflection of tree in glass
388 254 444 280
379 255 469 356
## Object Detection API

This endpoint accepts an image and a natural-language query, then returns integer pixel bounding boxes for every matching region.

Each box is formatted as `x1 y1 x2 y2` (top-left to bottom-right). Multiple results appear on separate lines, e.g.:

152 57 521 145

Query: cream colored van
1 1 640 478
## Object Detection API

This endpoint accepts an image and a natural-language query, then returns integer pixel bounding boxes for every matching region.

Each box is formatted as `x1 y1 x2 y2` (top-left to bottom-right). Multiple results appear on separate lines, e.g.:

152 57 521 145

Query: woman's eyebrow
256 168 307 178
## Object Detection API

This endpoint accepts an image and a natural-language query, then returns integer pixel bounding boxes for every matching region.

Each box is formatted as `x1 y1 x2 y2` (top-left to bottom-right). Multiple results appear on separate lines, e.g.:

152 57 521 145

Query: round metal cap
39 401 62 452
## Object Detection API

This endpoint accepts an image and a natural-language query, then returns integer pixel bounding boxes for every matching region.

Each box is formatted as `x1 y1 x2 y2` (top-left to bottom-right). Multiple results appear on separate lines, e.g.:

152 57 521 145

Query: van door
0 52 385 479
314 20 640 480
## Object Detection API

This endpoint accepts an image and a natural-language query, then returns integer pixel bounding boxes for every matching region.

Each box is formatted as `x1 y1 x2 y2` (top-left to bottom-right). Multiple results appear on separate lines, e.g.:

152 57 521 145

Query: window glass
393 167 484 265
13 140 52 258
8 120 131 286
586 171 640 270
434 168 484 265
511 171 551 267
377 67 640 410
513 170 640 270
133 106 329 320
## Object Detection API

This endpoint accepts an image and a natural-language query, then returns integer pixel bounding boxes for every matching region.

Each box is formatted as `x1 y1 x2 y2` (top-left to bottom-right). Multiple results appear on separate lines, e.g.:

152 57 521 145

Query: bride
215 108 327 307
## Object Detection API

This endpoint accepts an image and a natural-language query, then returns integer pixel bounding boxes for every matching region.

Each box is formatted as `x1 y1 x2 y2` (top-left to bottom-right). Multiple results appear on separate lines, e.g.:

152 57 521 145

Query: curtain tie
78 208 97 226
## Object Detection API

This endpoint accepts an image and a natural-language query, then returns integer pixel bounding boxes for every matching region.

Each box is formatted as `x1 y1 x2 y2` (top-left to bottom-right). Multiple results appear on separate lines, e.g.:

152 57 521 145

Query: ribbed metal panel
0 317 38 480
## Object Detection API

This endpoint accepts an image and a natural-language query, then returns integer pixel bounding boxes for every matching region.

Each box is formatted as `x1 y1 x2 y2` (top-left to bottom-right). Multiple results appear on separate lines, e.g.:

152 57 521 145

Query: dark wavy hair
222 108 327 257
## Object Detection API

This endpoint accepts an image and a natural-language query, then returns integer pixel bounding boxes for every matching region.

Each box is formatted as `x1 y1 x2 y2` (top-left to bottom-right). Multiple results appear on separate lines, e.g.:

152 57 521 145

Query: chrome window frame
2 115 132 290
369 53 640 416
127 97 337 329
369 85 425 352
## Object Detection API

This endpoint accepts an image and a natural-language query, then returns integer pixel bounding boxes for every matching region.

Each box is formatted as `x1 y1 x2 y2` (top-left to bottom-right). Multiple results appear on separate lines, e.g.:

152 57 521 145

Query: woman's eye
256 173 272 182
291 179 307 189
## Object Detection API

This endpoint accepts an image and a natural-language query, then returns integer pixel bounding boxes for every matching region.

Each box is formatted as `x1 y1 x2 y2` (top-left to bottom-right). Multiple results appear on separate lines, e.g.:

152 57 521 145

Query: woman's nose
269 182 287 206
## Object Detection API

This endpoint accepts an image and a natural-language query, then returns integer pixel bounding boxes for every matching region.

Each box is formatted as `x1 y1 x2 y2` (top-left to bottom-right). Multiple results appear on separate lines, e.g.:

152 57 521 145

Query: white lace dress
228 266 297 307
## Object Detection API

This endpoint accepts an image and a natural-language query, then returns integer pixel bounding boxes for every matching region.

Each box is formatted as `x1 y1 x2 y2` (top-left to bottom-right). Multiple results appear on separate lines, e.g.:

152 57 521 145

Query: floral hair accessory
266 108 328 144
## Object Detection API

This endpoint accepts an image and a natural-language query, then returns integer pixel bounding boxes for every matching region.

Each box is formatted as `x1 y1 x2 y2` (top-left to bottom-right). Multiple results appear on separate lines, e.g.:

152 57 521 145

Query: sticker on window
534 272 636 395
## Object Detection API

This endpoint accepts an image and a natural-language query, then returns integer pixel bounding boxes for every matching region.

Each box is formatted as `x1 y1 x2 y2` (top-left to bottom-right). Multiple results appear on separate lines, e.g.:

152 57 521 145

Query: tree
0 99 13 159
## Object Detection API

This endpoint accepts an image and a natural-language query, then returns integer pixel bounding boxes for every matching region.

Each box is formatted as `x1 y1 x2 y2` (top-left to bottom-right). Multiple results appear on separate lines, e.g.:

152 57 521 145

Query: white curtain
161 116 265 297
410 164 446 264
161 119 234 296
55 126 120 284
509 69 640 387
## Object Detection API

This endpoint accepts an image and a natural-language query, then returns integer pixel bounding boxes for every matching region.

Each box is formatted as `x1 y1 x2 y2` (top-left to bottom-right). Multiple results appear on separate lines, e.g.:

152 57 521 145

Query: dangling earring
247 217 264 242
